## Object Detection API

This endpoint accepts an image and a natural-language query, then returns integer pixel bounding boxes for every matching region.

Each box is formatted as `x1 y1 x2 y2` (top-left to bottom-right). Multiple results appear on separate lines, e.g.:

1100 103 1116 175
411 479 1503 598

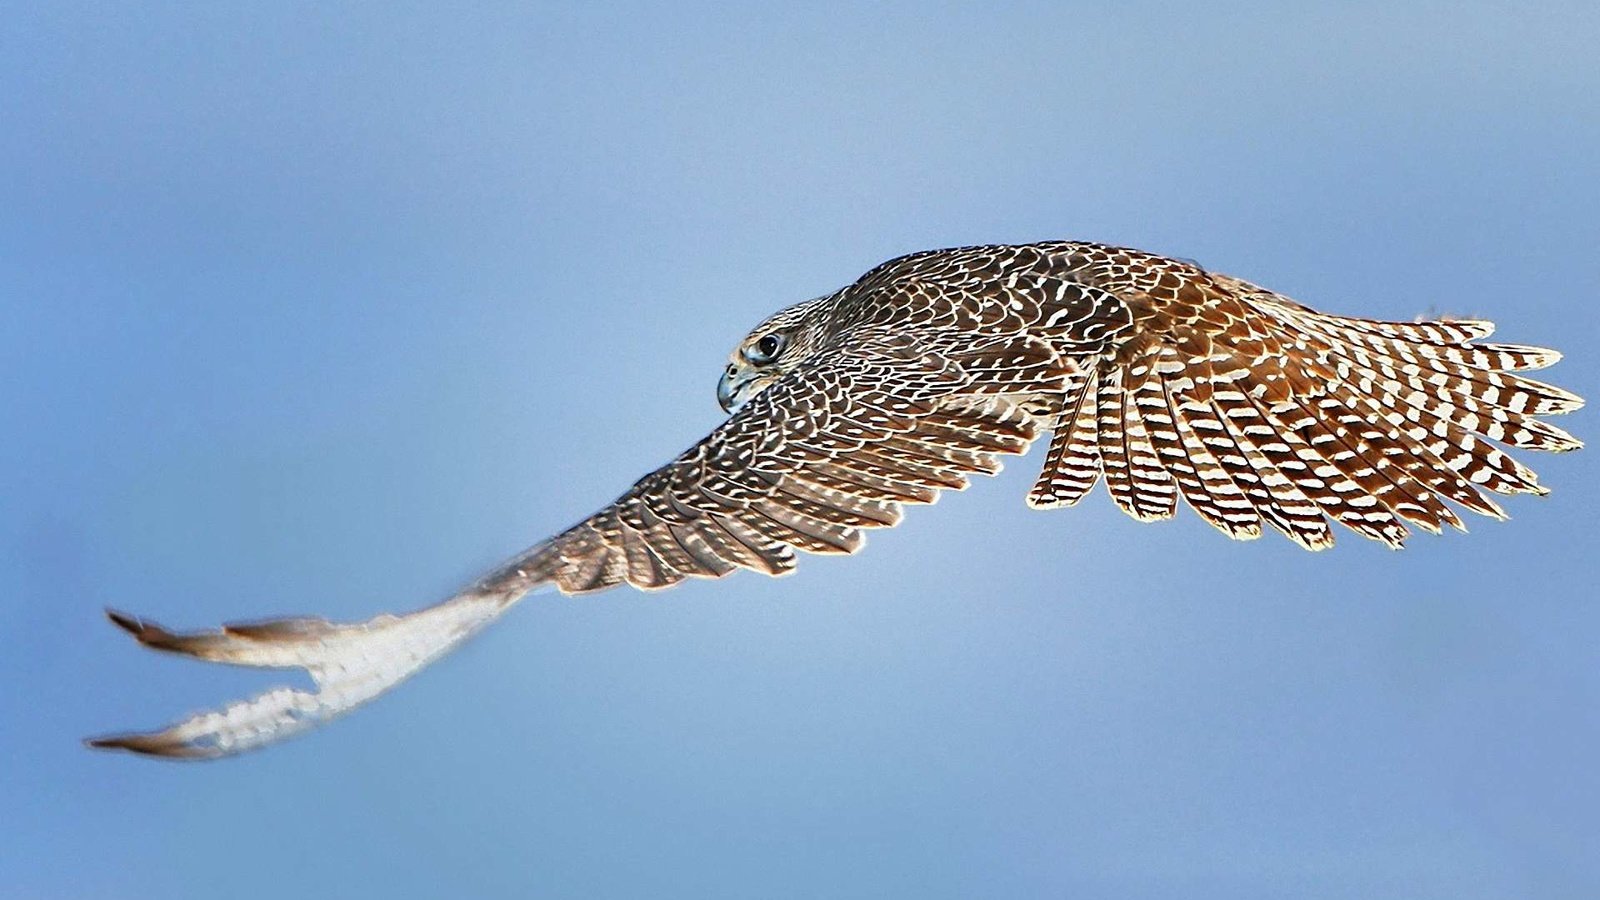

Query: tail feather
1326 316 1497 344
1031 284 1580 548
1285 320 1583 449
1285 311 1559 374
1225 340 1442 542
1288 323 1557 496
1244 390 1414 547
1307 385 1458 533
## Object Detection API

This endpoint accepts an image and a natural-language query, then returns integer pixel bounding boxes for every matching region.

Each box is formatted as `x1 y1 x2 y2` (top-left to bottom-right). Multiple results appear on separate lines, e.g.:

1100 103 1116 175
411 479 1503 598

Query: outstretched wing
1022 244 1583 549
89 241 1584 759
502 330 1068 594
88 328 1069 758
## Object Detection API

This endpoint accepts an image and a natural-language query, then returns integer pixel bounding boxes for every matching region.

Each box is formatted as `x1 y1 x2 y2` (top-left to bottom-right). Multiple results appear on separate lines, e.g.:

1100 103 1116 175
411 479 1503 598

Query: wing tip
105 607 208 655
105 607 145 636
84 730 211 760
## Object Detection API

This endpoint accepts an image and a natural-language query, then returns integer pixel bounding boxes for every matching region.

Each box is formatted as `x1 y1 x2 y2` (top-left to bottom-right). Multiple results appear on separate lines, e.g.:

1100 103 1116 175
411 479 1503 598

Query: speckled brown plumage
92 241 1583 758
494 241 1582 596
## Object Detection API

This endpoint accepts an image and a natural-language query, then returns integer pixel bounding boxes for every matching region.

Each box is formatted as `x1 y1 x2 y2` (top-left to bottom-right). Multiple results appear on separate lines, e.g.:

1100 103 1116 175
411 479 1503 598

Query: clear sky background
4 3 1598 898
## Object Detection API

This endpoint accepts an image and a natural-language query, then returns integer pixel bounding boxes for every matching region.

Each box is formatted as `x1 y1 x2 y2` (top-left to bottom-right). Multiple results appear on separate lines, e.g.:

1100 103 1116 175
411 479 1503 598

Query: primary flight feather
90 241 1584 758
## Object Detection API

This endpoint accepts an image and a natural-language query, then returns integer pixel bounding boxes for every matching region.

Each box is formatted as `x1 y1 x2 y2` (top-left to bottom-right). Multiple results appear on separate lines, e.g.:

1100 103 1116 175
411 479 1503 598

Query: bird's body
92 241 1584 758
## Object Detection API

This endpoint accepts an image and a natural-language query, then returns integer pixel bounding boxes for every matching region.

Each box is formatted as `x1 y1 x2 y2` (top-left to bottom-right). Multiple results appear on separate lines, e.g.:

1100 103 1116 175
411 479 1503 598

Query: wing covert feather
509 332 1046 594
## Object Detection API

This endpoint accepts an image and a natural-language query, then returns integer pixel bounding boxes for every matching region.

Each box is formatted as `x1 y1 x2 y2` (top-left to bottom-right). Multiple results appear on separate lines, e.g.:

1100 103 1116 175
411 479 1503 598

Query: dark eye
747 333 785 364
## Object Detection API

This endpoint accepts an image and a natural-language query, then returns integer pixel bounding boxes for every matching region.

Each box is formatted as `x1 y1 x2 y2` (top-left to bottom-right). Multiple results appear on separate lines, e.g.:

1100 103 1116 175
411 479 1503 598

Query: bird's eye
747 333 785 365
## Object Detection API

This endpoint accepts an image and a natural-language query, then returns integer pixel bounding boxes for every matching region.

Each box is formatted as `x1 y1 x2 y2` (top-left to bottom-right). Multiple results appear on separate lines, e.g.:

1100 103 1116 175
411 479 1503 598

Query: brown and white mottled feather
92 241 1583 758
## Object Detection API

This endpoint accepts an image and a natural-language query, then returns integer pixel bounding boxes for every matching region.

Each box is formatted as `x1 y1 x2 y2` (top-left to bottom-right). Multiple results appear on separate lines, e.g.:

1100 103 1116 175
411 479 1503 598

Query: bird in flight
90 241 1583 759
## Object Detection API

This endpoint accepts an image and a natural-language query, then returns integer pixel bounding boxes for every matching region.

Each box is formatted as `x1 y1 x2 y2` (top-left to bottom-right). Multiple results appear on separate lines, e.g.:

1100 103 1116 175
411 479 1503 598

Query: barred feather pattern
94 240 1582 758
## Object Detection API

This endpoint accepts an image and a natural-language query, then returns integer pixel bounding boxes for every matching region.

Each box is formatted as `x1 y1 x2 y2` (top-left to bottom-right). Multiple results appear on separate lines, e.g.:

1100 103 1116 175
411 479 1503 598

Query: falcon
90 241 1584 758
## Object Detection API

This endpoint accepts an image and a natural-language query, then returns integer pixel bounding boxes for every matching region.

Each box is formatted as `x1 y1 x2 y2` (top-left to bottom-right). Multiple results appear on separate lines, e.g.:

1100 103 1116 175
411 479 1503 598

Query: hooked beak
718 366 755 414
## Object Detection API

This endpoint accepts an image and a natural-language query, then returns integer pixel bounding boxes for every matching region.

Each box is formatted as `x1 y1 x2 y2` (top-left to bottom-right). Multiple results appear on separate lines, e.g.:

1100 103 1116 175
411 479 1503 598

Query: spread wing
89 241 1583 759
505 330 1068 593
88 328 1070 758
1018 245 1583 550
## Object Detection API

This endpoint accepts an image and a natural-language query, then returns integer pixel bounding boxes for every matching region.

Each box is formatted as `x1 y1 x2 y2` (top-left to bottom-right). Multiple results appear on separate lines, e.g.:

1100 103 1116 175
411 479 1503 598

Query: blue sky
3 2 1597 897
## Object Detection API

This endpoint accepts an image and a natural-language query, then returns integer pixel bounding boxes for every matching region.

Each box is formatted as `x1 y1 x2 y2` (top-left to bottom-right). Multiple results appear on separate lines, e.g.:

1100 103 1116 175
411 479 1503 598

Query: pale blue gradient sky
4 3 1598 898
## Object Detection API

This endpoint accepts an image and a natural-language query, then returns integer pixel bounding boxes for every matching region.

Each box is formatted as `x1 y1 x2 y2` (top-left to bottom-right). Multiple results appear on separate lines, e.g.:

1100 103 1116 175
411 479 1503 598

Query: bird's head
718 295 832 413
